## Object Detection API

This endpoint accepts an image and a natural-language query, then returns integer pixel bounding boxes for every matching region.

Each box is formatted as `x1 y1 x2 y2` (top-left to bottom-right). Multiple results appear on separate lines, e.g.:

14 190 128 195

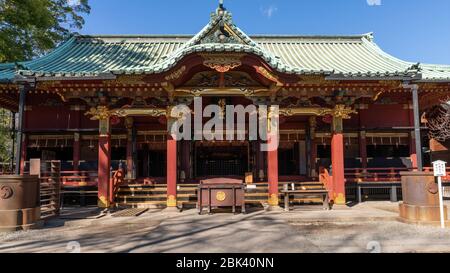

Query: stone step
115 198 324 208
119 181 322 189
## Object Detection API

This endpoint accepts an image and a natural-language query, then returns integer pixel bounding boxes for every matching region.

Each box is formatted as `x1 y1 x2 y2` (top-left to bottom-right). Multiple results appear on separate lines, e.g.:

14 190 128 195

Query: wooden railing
345 167 450 183
39 161 62 219
60 170 98 187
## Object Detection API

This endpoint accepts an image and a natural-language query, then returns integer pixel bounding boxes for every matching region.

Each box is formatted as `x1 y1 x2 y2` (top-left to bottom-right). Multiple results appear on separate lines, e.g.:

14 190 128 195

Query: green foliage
0 0 90 169
0 109 12 168
0 0 90 63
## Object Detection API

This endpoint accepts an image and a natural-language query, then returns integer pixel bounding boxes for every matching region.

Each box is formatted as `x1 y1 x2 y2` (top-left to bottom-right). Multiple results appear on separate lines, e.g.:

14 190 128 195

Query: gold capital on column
85 106 112 136
268 193 279 206
85 106 112 121
167 195 177 207
98 196 110 208
324 104 357 133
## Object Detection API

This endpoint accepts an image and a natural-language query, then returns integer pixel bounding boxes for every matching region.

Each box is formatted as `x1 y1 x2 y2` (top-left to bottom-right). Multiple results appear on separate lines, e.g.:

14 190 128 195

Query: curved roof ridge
420 63 450 71
13 37 78 71
360 36 412 69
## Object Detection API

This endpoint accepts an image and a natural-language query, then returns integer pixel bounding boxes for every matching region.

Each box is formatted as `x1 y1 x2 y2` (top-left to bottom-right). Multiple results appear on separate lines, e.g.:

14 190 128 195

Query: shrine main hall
1 4 450 210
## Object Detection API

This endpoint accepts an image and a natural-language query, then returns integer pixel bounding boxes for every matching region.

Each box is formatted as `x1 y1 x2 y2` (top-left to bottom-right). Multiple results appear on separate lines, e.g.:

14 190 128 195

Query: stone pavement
1 202 450 253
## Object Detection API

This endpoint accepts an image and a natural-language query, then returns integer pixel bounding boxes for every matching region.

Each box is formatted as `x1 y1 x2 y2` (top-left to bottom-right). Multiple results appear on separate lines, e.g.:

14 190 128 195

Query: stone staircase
114 181 326 209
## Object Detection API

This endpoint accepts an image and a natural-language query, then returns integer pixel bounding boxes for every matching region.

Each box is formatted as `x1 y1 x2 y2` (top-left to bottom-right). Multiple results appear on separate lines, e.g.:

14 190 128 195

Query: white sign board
432 160 447 229
433 160 447 177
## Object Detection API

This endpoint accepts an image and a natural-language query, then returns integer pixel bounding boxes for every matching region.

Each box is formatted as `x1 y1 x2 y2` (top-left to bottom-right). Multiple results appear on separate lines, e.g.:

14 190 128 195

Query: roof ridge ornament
362 32 374 42
212 0 231 22
407 62 422 72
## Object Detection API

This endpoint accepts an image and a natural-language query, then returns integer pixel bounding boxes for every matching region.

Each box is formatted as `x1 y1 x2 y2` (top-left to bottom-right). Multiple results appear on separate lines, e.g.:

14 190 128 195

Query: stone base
265 205 284 212
397 216 450 228
399 203 448 224
163 206 180 213
0 207 41 232
331 204 351 210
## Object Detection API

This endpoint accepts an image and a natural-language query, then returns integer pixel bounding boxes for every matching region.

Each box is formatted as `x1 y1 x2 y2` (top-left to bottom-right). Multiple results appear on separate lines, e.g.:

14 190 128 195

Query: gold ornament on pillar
268 193 279 206
167 195 177 207
325 104 357 119
324 104 357 133
125 116 133 127
85 106 112 121
267 106 280 133
98 195 110 208
85 106 112 136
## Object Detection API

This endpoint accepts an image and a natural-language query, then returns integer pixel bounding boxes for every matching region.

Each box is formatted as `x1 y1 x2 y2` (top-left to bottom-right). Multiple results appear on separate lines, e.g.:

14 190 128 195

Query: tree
0 0 90 170
0 0 90 63
424 103 450 142
0 109 13 171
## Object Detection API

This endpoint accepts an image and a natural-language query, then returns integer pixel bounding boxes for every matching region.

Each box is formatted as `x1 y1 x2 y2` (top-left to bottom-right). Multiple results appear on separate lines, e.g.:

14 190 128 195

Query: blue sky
81 0 450 64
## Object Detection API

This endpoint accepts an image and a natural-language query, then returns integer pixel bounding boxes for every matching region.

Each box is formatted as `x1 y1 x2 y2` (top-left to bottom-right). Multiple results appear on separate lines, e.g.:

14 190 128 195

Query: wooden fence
33 161 62 219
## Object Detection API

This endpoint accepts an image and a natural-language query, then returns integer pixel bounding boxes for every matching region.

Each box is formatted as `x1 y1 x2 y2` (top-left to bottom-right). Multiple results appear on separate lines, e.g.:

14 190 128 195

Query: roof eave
414 79 450 83
326 73 422 82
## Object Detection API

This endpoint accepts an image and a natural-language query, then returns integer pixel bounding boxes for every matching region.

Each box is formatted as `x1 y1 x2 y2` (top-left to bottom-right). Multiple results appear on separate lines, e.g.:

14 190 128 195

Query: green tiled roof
1 8 449 83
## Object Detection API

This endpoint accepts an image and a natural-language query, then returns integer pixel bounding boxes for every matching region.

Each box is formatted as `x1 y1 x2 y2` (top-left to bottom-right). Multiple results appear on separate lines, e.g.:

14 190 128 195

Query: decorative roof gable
189 6 257 47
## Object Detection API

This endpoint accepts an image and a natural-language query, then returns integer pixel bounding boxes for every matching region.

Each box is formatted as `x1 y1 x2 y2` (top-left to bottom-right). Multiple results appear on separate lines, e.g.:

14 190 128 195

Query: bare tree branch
424 101 450 142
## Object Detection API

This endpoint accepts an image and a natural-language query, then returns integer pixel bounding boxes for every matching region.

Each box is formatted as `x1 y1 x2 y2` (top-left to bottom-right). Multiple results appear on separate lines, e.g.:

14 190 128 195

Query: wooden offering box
197 178 246 214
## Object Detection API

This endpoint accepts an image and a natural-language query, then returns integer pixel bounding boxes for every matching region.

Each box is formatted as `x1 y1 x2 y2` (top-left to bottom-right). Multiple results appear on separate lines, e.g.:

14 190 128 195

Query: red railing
60 170 98 187
344 167 450 183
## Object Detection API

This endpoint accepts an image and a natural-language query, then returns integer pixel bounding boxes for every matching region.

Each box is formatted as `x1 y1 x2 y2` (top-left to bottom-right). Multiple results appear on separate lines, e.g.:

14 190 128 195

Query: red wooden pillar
19 134 27 175
409 132 418 170
97 117 111 208
267 133 279 208
180 140 191 181
309 117 317 178
331 116 346 205
359 131 367 171
166 135 177 208
126 135 133 177
125 117 134 179
73 133 80 171
310 142 317 178
256 140 265 182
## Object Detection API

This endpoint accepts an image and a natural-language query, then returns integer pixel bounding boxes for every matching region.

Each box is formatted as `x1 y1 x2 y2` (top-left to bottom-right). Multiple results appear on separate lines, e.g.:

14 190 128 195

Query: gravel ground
291 221 450 253
1 203 450 253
